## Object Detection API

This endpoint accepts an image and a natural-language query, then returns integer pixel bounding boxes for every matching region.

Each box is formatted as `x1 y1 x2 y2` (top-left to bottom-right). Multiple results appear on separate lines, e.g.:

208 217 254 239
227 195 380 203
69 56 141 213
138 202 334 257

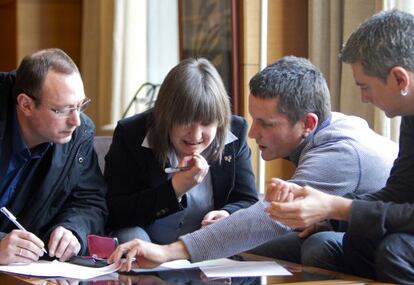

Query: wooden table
0 253 394 284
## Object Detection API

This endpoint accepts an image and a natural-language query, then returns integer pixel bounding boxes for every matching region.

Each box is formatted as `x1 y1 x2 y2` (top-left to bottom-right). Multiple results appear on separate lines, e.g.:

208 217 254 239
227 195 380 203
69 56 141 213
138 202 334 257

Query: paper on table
132 258 292 277
0 260 120 279
131 258 238 273
132 259 194 273
199 259 292 278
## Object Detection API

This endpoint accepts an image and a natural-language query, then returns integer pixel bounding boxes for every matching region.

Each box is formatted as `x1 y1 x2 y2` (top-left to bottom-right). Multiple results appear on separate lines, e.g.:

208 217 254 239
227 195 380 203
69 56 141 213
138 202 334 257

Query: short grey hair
249 56 331 126
340 9 414 82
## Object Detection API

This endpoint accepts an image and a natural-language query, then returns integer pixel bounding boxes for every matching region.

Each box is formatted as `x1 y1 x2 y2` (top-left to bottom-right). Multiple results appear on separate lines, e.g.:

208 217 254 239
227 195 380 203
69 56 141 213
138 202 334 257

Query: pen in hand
164 166 192 174
0 206 48 254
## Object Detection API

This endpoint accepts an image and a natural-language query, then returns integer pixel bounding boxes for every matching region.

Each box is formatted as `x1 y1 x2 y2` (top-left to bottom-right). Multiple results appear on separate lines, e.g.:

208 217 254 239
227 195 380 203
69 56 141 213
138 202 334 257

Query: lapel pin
224 155 232 162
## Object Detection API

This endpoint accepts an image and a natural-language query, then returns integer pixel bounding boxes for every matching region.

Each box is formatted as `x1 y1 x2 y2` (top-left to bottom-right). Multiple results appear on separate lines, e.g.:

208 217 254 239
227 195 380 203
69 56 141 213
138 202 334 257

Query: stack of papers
0 260 119 279
0 257 292 279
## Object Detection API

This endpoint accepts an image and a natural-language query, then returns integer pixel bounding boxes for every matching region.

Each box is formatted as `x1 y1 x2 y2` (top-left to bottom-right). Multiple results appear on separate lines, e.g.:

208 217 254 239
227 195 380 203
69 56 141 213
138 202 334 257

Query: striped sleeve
179 201 291 262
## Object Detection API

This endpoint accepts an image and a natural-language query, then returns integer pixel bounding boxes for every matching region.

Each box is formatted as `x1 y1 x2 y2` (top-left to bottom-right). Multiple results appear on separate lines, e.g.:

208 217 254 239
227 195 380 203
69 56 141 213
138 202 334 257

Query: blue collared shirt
0 109 50 207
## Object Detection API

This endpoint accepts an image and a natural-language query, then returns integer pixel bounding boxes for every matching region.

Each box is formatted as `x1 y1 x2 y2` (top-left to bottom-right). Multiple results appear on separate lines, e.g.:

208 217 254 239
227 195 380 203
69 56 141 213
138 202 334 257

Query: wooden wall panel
81 0 114 135
241 0 260 187
16 0 82 66
267 0 308 63
241 0 308 187
0 0 17 70
264 0 308 184
0 0 81 70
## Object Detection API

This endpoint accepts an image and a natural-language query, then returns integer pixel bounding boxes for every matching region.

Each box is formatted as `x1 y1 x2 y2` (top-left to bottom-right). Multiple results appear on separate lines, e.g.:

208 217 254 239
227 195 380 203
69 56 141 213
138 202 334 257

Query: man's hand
0 229 45 264
201 210 229 228
264 179 352 229
48 226 81 262
108 239 190 272
265 178 296 202
297 221 333 238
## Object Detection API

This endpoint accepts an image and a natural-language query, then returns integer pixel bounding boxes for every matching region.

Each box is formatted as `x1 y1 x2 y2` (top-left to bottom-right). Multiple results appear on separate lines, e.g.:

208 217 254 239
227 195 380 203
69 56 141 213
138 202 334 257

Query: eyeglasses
49 97 91 118
26 94 91 118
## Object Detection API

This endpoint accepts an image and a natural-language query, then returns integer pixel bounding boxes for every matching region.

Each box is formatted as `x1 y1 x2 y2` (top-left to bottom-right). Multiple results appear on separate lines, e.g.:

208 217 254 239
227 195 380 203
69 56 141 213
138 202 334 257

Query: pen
0 207 48 254
164 166 192 174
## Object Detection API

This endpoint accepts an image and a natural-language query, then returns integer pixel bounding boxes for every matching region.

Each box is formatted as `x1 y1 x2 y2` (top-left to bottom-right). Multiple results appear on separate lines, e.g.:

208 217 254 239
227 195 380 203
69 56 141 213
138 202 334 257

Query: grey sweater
180 112 398 262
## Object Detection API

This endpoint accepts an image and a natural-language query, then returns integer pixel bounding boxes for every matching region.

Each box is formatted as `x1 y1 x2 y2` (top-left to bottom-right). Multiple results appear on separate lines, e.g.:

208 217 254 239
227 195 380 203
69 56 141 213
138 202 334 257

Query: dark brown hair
148 58 231 166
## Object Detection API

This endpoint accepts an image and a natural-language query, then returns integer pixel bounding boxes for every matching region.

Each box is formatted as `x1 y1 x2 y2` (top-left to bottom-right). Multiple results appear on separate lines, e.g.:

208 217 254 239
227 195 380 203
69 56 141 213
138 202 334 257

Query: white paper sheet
132 258 292 277
0 260 120 279
199 259 292 277
131 259 193 273
131 258 238 273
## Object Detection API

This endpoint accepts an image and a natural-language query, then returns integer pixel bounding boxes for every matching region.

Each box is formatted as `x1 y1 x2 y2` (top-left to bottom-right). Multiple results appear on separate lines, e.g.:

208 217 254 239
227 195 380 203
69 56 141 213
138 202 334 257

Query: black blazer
0 72 107 253
105 110 258 230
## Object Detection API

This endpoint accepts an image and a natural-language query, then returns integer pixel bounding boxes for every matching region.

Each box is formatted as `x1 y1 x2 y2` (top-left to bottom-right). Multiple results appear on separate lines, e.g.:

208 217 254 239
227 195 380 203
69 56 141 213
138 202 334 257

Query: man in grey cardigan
108 56 397 270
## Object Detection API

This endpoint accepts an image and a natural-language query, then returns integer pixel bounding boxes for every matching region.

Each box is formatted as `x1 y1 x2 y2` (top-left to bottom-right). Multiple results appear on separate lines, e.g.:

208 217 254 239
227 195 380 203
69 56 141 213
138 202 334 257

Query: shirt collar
11 108 51 158
11 108 28 157
287 114 332 166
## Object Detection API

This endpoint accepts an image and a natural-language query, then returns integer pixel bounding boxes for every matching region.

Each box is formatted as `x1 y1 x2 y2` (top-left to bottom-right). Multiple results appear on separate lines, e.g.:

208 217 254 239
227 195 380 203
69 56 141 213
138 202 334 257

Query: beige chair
93 136 112 173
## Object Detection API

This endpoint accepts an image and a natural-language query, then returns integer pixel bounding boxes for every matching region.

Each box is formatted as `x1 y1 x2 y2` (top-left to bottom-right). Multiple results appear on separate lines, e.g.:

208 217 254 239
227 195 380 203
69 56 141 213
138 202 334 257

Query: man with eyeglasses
0 48 107 265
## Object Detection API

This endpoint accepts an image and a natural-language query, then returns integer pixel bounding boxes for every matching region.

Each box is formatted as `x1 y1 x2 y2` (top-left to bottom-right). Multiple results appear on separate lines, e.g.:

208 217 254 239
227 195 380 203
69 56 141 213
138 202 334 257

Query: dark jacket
346 115 414 239
105 110 258 230
0 72 107 254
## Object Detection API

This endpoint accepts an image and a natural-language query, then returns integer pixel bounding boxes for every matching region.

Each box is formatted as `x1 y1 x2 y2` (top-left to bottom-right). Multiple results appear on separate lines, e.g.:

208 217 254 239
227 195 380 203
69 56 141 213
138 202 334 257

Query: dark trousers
343 232 414 284
248 231 303 263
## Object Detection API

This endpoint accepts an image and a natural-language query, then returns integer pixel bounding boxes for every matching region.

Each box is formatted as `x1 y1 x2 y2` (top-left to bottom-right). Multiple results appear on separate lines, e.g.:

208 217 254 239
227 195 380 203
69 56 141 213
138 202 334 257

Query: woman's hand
201 210 230 228
108 239 190 272
108 239 169 272
171 153 210 197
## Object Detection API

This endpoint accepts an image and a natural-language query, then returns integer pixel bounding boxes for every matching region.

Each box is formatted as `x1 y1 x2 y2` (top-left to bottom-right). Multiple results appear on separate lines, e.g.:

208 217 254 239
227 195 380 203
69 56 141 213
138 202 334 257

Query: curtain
81 0 147 134
111 0 148 123
308 0 401 142
308 0 342 111
81 0 178 133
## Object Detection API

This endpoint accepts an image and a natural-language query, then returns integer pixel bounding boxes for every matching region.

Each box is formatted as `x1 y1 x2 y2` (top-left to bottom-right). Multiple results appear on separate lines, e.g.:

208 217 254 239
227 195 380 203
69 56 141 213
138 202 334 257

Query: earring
401 89 408 96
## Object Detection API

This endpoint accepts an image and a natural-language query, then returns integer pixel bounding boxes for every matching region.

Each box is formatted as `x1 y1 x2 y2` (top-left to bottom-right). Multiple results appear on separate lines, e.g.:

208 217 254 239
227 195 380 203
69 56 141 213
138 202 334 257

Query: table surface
0 253 394 285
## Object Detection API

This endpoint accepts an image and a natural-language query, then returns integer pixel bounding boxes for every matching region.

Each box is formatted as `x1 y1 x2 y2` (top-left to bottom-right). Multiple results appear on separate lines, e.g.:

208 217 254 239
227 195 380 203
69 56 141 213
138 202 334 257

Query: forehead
351 63 377 83
249 95 281 117
351 63 365 79
40 70 85 104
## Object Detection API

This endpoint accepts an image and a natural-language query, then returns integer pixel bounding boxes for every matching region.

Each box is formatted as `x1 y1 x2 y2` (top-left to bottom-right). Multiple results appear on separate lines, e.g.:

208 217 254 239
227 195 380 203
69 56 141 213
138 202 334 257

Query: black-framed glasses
26 93 91 118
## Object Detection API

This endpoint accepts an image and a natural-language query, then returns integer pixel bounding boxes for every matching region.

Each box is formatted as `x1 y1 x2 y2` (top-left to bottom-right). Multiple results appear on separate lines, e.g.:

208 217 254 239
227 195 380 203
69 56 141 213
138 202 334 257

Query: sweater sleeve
179 202 290 262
